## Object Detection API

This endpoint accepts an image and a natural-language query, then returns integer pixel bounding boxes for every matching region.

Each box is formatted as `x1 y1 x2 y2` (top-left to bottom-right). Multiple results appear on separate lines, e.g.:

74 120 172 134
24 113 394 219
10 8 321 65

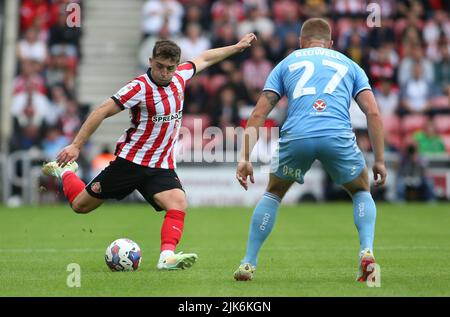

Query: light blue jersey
264 47 371 140
239 49 377 271
266 47 372 185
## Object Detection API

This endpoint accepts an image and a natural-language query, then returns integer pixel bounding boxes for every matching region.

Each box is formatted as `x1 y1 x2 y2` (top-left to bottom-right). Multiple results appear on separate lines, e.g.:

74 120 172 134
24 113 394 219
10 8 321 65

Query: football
105 238 142 271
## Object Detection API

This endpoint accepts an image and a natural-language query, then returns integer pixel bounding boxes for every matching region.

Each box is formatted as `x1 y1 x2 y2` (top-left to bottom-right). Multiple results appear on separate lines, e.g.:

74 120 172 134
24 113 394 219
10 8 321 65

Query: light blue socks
241 190 376 266
242 192 281 266
352 191 377 253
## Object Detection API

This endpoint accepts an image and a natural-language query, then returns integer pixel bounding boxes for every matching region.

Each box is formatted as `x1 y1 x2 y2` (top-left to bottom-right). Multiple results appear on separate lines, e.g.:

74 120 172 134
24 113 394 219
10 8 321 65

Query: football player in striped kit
43 33 257 270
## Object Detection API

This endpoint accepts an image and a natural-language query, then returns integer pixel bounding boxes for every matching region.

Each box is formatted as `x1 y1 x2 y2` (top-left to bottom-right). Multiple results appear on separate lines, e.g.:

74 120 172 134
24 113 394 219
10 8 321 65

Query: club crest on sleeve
91 182 102 194
313 99 327 112
118 83 139 96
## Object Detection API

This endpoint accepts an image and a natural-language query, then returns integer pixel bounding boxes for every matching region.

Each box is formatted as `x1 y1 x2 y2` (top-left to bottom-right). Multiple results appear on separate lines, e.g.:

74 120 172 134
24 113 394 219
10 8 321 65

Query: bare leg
153 188 188 211
71 190 104 213
266 173 295 199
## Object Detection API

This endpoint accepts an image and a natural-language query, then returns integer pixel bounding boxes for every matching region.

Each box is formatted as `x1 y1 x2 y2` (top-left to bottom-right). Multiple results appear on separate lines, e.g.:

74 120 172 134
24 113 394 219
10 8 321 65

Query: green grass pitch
1 202 449 296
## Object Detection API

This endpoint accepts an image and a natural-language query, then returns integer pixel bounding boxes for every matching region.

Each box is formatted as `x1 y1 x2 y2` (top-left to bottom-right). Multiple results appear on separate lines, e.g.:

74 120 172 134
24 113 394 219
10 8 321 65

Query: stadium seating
433 115 450 135
401 114 427 134
383 115 401 134
430 96 450 111
442 135 450 153
200 74 228 96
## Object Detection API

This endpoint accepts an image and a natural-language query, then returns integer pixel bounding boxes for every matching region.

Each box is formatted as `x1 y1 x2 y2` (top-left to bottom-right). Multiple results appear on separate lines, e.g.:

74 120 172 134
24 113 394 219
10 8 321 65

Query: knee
158 197 188 212
266 184 285 200
351 190 374 201
71 202 92 214
171 198 188 211
349 188 369 197
155 189 188 211
343 179 369 196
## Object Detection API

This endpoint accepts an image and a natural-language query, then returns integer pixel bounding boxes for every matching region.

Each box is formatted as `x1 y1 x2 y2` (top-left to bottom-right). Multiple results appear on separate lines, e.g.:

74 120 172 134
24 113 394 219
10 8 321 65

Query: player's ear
328 40 334 49
299 37 304 48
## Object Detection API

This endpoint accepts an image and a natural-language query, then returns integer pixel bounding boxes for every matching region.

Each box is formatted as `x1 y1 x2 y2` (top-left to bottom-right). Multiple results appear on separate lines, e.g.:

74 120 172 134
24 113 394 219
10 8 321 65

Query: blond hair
300 18 332 41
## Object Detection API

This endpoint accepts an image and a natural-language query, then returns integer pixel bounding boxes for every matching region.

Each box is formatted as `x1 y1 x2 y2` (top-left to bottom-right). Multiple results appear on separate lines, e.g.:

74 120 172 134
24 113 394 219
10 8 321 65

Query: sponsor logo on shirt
152 110 183 123
313 99 327 112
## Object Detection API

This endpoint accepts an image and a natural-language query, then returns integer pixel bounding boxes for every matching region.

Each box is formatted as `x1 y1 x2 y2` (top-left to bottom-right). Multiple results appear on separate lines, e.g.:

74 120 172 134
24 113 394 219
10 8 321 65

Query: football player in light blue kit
234 18 387 282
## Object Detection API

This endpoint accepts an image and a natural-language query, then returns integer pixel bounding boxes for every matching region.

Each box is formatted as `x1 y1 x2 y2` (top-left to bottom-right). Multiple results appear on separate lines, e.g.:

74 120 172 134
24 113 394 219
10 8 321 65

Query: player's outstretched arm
192 33 257 73
56 98 122 167
356 90 387 187
236 91 279 190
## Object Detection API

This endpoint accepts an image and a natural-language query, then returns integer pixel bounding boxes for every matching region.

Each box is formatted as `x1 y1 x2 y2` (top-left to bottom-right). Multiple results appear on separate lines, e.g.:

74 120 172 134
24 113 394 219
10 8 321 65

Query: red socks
62 171 85 204
161 209 185 251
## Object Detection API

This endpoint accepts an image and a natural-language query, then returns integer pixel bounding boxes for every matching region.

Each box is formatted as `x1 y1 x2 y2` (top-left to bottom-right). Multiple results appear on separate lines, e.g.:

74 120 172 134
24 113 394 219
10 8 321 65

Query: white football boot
42 161 79 180
157 252 198 270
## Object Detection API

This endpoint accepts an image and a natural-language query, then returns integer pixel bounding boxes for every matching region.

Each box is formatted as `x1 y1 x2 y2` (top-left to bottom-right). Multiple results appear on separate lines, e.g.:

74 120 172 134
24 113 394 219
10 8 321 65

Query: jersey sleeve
263 61 284 98
352 63 372 98
176 61 196 84
111 79 145 109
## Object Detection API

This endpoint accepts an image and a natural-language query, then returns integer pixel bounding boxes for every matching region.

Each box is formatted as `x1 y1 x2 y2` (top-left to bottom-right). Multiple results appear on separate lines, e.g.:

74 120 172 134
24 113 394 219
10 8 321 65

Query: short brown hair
300 18 332 41
153 40 181 62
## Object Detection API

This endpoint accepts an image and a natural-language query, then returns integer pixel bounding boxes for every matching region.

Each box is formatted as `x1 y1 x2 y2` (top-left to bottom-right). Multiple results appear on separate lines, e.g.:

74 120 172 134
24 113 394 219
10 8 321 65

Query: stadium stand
139 0 450 155
3 0 450 204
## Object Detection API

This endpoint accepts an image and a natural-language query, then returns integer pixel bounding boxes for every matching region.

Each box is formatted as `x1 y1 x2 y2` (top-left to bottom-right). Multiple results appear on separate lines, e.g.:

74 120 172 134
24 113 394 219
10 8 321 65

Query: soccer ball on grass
105 238 142 271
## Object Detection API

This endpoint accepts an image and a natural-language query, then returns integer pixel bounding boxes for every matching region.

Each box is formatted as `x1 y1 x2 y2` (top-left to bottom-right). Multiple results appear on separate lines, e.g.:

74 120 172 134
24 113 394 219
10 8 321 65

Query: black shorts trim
85 157 184 211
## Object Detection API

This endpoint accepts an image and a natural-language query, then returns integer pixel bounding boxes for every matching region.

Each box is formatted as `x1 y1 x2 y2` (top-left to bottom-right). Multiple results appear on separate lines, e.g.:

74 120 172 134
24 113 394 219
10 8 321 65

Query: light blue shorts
271 135 366 185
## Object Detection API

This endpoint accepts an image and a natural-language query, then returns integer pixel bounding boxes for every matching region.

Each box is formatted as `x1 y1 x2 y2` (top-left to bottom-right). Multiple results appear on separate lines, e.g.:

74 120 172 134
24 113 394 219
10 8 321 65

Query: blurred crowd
10 0 450 202
137 0 450 201
12 0 85 159
138 0 450 159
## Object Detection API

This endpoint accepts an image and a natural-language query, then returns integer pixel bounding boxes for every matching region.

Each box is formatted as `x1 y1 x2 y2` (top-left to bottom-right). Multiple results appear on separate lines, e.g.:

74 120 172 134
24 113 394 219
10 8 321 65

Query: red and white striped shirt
111 62 196 169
